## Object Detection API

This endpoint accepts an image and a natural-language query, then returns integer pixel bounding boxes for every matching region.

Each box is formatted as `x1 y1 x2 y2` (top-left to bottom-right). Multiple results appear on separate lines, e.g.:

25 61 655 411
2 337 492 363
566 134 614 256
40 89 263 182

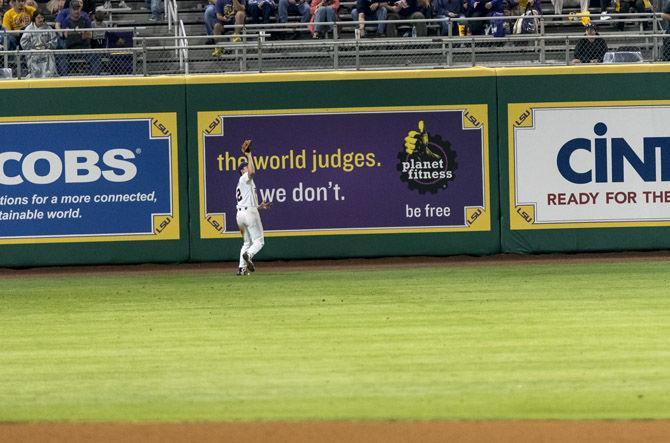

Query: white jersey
236 172 258 209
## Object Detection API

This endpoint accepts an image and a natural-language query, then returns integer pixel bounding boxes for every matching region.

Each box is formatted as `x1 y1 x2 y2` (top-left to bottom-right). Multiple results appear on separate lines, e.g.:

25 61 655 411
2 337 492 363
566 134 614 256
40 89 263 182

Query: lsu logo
557 122 670 184
0 149 137 185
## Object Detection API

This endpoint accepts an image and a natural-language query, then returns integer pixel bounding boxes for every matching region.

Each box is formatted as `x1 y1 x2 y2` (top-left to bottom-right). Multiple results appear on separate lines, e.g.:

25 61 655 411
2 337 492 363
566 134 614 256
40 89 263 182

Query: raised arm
246 151 255 178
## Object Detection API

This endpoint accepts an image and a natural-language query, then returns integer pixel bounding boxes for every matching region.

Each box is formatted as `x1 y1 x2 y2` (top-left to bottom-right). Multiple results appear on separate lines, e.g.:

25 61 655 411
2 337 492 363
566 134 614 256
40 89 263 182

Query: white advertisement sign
509 102 670 230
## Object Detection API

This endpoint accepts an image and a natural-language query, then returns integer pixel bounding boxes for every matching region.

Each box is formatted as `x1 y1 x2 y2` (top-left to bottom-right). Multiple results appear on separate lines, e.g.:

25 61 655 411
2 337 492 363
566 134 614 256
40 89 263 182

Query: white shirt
236 172 258 209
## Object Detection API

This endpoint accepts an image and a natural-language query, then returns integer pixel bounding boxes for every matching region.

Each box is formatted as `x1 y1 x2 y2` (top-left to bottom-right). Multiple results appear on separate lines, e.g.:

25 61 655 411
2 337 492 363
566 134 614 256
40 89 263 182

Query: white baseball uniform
236 171 264 269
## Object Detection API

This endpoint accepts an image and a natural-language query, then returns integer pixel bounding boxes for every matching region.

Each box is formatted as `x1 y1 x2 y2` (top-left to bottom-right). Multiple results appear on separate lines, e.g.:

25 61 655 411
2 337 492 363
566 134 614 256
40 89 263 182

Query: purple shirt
56 8 91 28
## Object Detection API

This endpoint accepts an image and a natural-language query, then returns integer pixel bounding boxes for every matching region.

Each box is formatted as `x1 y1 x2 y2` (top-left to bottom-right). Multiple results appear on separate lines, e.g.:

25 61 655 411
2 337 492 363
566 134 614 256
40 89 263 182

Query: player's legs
246 209 265 259
239 230 252 269
236 211 253 271
247 236 264 258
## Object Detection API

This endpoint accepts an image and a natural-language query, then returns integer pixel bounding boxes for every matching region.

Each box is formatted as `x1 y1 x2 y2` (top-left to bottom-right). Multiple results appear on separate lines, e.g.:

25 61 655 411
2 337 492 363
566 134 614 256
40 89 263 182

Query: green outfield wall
186 70 500 262
0 78 190 267
1 65 670 267
497 64 670 253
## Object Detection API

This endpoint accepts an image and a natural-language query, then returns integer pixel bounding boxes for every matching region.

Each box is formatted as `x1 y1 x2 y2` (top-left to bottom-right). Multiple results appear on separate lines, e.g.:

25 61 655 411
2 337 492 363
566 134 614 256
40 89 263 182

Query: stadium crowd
1 0 669 77
1 0 143 76
199 0 670 61
199 0 667 40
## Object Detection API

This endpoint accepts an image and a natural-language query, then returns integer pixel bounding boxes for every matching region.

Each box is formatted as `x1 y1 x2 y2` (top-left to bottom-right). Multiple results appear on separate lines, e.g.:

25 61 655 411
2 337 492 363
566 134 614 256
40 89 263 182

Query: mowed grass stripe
0 261 669 421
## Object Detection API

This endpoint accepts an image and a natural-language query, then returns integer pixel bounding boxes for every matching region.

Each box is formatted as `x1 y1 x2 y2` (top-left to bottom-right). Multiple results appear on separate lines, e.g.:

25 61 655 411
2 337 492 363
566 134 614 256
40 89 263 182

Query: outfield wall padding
497 65 670 254
2 66 670 267
186 71 501 262
0 78 189 267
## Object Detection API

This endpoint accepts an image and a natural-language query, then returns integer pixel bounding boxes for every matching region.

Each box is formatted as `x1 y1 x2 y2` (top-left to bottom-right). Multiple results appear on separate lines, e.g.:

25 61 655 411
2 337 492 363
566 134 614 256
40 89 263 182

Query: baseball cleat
242 252 255 272
236 267 249 276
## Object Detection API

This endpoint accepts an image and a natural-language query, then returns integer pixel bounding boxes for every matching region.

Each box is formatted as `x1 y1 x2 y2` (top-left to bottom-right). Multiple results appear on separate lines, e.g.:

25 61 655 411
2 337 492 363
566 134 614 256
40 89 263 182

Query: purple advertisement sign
198 107 490 238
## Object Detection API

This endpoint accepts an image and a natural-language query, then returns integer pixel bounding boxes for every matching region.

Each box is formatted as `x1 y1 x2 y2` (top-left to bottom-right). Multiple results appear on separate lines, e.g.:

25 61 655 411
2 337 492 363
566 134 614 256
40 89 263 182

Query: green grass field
1 259 669 422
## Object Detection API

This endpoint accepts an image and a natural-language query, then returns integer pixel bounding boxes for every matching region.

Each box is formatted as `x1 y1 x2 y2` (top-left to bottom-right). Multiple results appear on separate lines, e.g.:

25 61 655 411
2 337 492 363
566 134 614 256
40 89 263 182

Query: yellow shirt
2 6 36 31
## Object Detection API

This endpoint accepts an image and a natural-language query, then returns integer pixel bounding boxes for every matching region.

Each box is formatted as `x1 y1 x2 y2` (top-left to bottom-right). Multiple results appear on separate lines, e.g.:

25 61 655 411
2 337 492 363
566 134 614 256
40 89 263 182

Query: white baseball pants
236 207 265 268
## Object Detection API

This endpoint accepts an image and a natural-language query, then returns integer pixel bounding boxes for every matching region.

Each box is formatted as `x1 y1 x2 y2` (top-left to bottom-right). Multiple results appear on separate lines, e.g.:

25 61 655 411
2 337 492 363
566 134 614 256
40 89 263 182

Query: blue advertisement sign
0 114 179 244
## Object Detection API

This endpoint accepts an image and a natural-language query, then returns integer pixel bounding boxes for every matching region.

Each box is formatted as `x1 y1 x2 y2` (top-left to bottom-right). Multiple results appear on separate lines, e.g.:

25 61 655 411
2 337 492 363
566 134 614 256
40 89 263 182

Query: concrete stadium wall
1 65 669 267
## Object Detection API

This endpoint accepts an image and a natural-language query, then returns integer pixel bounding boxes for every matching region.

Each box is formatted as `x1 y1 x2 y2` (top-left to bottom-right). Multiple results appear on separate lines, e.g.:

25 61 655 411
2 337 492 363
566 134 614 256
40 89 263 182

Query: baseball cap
238 160 248 172
70 0 83 8
585 23 597 30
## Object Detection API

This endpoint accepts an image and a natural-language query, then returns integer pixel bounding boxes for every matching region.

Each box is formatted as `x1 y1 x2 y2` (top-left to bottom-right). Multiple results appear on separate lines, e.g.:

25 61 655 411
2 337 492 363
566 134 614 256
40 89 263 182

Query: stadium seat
105 30 135 75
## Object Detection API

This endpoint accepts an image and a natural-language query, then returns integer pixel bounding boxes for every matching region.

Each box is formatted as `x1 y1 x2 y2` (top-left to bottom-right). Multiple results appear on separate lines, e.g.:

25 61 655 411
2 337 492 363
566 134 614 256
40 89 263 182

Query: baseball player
236 141 270 276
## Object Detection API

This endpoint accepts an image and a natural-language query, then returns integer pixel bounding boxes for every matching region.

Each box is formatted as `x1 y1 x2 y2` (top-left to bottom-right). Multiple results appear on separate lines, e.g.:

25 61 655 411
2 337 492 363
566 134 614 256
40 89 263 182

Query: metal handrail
165 0 178 31
178 20 189 73
212 12 666 38
1 26 143 35
2 17 668 78
3 46 143 79
2 26 142 73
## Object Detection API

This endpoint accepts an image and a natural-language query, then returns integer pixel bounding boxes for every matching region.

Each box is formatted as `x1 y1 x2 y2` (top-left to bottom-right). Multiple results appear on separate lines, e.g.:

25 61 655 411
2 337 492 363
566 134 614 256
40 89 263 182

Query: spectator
511 0 541 34
572 22 607 63
64 0 95 16
309 0 338 38
57 0 101 75
247 0 275 25
507 0 540 17
20 10 57 77
204 0 217 43
595 0 611 19
433 0 464 36
277 0 310 27
0 0 6 41
614 0 651 31
59 0 90 45
53 0 87 28
31 0 50 16
552 0 589 18
90 8 108 48
46 0 65 19
148 0 162 21
55 0 85 41
351 0 388 37
212 0 245 56
104 29 132 73
465 0 501 35
386 0 431 37
2 0 36 49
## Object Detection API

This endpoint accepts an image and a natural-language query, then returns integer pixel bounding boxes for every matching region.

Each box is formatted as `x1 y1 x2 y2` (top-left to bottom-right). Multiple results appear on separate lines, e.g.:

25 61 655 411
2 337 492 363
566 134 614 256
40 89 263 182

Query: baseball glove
241 139 252 154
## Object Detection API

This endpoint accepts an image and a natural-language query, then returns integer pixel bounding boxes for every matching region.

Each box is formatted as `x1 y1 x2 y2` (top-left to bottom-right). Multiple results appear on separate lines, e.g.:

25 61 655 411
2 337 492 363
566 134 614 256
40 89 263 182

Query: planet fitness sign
0 114 179 244
509 101 670 229
198 106 491 238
